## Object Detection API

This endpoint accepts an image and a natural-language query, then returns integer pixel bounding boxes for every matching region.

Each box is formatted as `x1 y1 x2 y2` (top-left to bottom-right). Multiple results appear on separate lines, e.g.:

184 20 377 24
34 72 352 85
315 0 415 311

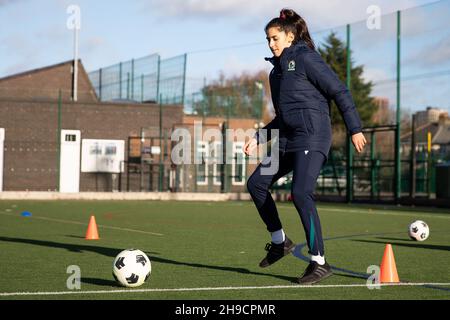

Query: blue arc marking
292 231 450 292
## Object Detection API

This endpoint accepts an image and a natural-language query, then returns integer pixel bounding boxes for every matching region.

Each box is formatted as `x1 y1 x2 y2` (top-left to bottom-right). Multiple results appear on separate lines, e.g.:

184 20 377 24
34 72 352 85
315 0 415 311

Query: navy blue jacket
256 40 363 161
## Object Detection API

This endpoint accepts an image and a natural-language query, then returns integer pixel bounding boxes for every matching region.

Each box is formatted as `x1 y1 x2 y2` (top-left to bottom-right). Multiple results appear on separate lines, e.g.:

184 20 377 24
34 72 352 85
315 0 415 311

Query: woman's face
266 27 295 57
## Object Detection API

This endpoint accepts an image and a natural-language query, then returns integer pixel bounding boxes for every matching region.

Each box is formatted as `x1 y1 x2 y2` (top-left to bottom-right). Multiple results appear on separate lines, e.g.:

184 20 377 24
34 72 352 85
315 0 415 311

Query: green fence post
141 74 144 103
98 68 103 101
182 53 187 106
131 59 135 101
221 121 228 193
119 62 122 99
57 90 62 192
410 114 416 198
370 131 376 200
127 72 130 100
427 131 432 198
159 94 164 192
346 24 354 203
156 55 161 104
164 129 169 191
395 10 402 203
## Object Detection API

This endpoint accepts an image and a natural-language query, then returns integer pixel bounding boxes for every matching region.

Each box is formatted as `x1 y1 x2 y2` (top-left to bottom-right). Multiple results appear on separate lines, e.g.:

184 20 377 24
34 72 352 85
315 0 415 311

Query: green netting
88 53 186 104
184 41 269 119
92 1 450 197
159 54 187 104
269 1 450 199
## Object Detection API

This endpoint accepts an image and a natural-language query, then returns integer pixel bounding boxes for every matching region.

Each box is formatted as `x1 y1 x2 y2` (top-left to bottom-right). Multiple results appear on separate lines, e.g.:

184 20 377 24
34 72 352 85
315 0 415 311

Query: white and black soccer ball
112 249 152 287
408 220 430 242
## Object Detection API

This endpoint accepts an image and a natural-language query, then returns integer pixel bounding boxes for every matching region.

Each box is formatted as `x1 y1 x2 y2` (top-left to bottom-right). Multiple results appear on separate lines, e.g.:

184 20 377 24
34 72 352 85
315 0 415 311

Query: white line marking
0 212 163 236
277 205 450 219
320 206 450 218
364 210 450 219
1 283 449 297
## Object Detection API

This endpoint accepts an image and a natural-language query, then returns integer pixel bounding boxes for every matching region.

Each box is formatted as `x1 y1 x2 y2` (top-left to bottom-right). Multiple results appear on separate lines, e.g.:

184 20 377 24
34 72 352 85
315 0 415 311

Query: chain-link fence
1 1 449 200
88 54 186 104
263 1 450 201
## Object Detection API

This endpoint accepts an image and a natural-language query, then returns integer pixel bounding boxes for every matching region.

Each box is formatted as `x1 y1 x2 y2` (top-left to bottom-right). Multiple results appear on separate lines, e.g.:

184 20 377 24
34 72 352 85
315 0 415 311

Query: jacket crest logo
288 60 296 71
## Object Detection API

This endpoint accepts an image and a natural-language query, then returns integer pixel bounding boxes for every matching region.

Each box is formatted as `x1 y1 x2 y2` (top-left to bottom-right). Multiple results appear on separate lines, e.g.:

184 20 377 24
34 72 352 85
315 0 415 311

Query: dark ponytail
265 8 315 50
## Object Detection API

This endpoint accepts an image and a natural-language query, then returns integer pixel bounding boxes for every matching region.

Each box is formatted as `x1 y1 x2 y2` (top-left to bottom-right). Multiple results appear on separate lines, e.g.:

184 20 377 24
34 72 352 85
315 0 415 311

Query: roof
401 122 437 141
0 59 98 102
0 60 75 82
433 121 450 145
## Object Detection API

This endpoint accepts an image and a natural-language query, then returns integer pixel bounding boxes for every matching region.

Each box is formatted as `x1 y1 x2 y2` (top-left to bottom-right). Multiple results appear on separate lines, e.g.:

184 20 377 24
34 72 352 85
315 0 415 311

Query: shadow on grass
81 277 121 287
375 237 411 242
332 273 368 280
148 255 298 283
65 235 86 239
352 239 450 252
0 236 297 283
0 236 126 256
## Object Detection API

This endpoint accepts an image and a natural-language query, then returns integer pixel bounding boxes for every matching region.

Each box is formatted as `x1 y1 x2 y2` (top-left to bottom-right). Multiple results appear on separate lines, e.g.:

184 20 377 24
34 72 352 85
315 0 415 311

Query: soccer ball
112 249 152 287
408 220 430 242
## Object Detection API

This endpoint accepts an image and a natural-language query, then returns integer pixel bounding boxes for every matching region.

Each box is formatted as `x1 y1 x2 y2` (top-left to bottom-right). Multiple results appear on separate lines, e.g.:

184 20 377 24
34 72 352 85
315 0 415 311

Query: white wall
0 129 4 192
59 130 81 193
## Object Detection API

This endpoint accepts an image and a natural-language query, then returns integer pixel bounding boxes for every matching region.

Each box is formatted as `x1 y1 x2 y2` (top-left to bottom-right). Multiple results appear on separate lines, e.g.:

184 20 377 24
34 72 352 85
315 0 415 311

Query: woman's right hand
351 132 367 153
244 138 258 156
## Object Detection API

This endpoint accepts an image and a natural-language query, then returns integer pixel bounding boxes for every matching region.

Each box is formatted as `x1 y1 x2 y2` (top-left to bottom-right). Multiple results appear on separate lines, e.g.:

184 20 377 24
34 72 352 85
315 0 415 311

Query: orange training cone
85 215 100 240
380 244 399 283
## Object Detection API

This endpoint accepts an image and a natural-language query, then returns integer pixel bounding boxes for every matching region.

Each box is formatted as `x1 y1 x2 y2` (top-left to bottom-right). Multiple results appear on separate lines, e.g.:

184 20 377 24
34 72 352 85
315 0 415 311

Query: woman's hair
265 8 315 50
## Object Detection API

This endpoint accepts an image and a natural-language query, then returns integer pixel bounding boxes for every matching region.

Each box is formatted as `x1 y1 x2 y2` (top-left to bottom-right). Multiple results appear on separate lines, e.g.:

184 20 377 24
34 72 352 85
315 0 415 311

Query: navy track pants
247 150 326 256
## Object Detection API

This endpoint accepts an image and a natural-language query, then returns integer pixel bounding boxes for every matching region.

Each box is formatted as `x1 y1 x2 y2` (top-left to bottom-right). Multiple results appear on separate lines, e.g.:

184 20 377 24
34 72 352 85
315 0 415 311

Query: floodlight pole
67 5 81 102
73 26 79 102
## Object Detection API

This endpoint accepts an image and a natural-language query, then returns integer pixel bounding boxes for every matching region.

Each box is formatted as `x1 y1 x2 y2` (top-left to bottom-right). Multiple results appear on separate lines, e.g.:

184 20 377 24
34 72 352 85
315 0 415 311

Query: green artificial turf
0 200 449 300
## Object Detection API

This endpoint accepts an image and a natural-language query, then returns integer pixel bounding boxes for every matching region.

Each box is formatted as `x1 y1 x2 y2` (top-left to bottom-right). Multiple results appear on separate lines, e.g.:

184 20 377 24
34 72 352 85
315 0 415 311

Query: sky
0 0 449 113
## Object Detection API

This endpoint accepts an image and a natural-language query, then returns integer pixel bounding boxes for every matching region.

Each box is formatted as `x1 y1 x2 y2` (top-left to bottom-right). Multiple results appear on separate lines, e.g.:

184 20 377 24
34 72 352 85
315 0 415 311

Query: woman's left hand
351 132 367 153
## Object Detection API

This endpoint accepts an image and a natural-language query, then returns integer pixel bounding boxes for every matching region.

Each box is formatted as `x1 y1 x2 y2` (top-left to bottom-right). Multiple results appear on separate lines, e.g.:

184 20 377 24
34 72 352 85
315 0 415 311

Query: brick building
0 60 184 191
171 115 262 193
0 60 263 193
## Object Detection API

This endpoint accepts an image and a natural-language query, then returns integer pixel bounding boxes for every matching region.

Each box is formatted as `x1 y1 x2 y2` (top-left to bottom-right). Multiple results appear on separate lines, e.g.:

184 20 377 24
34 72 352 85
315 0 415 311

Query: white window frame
232 142 246 186
211 141 222 186
179 165 184 189
196 141 208 186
